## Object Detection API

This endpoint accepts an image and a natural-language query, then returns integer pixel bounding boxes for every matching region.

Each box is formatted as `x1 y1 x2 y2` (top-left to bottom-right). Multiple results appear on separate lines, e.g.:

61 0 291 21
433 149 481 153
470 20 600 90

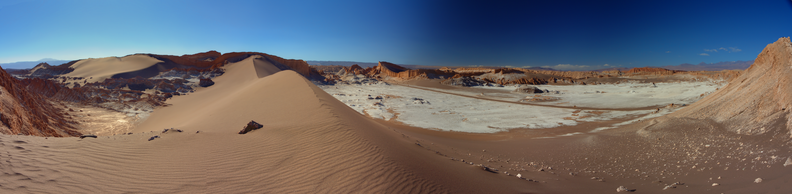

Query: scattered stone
516 173 522 178
784 157 792 167
754 178 763 183
238 120 264 134
482 166 498 173
616 186 634 192
412 98 430 104
712 183 719 186
162 128 183 133
79 134 98 139
148 136 160 141
663 185 676 190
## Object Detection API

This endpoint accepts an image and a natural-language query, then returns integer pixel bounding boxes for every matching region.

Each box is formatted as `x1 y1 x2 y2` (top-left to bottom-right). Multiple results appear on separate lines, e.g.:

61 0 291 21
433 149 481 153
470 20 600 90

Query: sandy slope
667 37 792 136
62 55 163 83
0 56 538 193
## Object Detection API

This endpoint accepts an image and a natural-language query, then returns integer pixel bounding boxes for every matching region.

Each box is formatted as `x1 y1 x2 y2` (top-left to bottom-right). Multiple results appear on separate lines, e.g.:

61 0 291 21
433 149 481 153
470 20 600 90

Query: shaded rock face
0 67 80 137
669 37 792 137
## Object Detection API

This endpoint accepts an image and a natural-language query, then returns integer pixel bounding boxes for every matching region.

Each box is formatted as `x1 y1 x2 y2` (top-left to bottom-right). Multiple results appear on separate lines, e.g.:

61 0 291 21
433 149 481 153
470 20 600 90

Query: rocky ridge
320 61 743 86
0 67 79 137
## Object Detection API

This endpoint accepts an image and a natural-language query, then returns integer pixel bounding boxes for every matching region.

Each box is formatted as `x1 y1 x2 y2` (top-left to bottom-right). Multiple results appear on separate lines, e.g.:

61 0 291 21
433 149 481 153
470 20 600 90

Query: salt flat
319 80 723 134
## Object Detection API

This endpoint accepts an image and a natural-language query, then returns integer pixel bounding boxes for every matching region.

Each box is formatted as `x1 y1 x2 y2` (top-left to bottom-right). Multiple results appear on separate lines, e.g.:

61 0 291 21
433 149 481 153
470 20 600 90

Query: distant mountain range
0 58 72 69
660 60 753 71
306 61 379 68
305 61 447 70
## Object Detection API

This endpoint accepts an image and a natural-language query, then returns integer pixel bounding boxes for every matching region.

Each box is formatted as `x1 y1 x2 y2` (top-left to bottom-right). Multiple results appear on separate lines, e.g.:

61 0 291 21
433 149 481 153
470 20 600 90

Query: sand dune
0 56 536 193
63 55 163 83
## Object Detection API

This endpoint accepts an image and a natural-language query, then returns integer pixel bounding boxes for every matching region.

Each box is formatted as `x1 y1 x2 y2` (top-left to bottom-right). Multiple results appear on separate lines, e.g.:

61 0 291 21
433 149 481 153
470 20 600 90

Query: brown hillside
667 37 792 136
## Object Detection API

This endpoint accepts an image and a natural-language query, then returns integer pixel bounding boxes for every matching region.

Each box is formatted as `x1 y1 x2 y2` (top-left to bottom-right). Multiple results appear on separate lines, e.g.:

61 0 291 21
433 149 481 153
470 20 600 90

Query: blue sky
1 0 790 70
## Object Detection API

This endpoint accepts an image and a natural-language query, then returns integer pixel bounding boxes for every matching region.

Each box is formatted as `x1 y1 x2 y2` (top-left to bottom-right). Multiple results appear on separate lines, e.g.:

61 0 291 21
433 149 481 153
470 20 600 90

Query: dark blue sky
1 0 790 70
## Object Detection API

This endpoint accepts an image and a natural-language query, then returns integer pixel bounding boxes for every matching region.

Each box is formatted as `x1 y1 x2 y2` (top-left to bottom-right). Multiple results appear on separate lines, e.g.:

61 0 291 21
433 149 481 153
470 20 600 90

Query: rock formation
0 67 80 136
316 60 739 86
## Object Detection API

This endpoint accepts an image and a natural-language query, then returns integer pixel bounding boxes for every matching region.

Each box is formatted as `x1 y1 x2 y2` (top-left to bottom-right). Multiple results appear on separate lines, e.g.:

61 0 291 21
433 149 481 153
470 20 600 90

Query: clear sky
1 0 790 70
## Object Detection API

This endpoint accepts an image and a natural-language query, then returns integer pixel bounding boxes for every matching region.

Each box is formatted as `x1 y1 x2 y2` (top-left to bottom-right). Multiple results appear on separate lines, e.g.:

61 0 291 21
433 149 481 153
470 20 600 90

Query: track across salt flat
398 84 665 111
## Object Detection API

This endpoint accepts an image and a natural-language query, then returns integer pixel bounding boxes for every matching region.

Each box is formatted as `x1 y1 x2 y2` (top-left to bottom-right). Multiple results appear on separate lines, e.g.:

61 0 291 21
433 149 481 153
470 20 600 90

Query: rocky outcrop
441 76 486 86
476 73 551 85
668 37 792 137
513 86 543 93
0 67 80 137
29 62 75 77
20 78 91 103
239 120 264 134
373 61 410 78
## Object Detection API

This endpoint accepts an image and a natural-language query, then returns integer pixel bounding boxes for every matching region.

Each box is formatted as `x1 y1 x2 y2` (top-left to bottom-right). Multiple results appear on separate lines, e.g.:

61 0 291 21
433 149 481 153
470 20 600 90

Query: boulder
514 86 544 94
79 134 98 139
239 120 264 134
199 78 215 87
616 186 634 192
